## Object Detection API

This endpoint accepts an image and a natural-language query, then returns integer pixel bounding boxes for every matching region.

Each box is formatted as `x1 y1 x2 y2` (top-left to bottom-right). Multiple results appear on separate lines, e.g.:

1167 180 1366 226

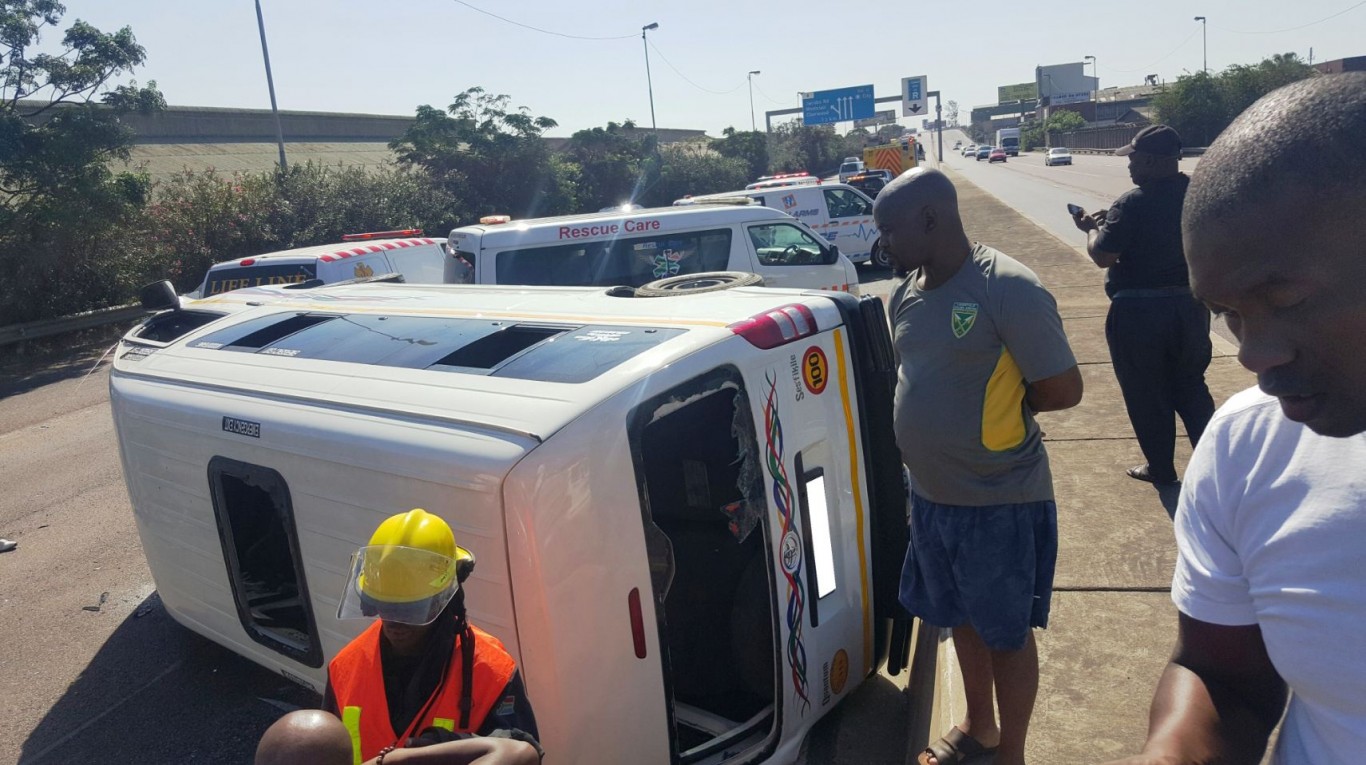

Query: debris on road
0 538 16 553
81 591 109 612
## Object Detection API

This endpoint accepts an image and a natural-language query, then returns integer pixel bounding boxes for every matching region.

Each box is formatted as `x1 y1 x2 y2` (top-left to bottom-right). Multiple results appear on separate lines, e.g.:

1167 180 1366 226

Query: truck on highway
862 141 917 179
110 278 914 765
996 128 1020 157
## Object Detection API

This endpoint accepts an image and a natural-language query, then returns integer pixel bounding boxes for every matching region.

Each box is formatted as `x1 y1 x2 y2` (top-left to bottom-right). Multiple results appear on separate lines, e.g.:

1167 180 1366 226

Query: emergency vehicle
195 230 446 297
112 279 912 765
446 205 859 294
745 172 821 190
675 184 882 268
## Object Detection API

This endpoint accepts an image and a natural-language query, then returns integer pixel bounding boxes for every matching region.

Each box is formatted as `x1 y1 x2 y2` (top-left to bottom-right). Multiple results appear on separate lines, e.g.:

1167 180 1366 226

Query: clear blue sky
52 0 1366 136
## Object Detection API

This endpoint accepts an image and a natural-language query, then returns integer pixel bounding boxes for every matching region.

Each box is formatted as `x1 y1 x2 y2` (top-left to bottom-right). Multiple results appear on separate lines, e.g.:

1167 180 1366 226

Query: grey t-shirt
889 244 1076 506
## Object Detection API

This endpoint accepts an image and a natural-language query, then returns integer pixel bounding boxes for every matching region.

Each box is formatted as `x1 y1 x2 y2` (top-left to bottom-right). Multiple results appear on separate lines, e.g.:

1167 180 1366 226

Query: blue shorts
899 493 1058 651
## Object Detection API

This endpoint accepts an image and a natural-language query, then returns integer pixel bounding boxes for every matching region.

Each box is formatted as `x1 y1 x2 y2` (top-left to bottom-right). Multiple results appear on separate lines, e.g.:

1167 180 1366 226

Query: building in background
1315 56 1366 74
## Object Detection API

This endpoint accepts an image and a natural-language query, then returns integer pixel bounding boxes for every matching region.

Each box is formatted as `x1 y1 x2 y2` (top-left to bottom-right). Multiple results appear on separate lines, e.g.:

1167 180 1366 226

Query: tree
636 143 747 207
1153 53 1316 147
391 87 574 220
0 2 165 323
564 120 654 211
945 100 960 127
713 127 768 181
1047 110 1086 134
768 122 846 175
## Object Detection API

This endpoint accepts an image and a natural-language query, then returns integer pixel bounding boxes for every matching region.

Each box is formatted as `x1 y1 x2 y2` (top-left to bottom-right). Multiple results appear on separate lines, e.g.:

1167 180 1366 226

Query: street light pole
747 71 761 132
254 0 287 171
641 23 659 136
1194 16 1207 73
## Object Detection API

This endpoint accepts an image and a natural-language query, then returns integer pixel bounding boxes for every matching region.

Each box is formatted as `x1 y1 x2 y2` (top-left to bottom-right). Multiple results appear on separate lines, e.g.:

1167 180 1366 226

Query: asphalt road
0 335 318 765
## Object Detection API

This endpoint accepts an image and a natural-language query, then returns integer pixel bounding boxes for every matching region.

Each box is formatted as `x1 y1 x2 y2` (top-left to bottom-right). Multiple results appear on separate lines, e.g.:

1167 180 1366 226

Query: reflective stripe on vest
329 621 518 763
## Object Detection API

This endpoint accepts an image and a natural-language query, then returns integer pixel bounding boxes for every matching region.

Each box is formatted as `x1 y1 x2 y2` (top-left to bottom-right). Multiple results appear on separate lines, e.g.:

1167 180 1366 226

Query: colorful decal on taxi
802 346 828 395
354 262 374 278
764 370 811 713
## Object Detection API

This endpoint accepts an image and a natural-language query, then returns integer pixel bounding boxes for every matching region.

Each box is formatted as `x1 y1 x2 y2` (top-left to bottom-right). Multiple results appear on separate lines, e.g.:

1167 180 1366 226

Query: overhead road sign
802 85 875 126
901 75 928 117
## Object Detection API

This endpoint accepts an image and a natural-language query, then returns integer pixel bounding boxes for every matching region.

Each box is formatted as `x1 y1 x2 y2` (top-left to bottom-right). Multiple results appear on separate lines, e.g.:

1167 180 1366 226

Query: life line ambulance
446 205 859 294
196 230 446 297
675 184 880 268
111 279 912 765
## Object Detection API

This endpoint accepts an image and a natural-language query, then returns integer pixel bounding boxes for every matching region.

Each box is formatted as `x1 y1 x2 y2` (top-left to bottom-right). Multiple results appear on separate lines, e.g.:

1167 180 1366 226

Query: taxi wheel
870 240 891 270
635 271 763 296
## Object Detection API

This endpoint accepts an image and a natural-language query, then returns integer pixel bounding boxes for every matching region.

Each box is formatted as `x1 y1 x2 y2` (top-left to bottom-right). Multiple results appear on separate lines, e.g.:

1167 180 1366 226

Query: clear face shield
336 544 463 626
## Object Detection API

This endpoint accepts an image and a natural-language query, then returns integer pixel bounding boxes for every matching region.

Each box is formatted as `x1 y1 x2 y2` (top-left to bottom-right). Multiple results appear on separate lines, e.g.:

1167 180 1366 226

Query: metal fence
0 304 144 347
1054 124 1144 153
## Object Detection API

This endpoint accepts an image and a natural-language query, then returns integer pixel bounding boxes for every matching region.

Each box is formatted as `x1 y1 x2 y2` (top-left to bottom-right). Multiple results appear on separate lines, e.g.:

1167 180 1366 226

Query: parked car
953 140 963 150
976 146 992 161
988 148 1007 163
838 159 866 183
1045 147 1073 166
844 172 887 198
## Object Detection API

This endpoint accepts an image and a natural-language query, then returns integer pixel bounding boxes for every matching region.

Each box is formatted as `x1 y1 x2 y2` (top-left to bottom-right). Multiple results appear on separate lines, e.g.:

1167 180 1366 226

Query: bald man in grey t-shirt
875 169 1082 765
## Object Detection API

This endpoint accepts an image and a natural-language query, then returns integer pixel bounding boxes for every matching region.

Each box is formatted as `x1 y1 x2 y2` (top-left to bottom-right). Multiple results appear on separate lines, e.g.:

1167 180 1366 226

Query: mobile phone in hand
1067 203 1084 216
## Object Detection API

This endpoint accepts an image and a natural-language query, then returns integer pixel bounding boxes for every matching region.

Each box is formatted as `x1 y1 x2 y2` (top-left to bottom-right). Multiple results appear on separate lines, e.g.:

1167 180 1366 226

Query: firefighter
325 509 540 764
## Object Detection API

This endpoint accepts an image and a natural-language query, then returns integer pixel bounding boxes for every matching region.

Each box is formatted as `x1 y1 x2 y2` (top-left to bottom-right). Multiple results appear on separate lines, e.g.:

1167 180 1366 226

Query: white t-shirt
1173 387 1366 763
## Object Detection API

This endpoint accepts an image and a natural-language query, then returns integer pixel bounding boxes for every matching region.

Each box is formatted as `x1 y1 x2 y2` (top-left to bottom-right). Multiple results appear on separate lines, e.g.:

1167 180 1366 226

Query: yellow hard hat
337 509 472 625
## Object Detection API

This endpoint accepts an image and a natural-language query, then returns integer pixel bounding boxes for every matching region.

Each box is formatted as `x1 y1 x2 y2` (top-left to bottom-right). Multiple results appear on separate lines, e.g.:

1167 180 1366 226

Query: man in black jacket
1072 124 1215 486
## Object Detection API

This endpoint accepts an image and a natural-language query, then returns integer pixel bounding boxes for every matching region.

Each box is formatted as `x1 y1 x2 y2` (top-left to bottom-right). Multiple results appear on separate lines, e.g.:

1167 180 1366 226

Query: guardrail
0 304 145 347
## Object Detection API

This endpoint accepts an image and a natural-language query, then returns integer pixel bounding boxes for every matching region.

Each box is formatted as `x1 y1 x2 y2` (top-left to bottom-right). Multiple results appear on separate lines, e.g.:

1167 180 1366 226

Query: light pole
254 0 287 171
1043 73 1055 150
1084 55 1097 93
747 70 761 132
641 23 659 136
1194 16 1207 73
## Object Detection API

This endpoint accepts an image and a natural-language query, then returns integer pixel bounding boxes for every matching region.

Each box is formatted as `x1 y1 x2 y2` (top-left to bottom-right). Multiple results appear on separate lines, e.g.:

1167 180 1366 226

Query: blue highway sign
802 85 875 126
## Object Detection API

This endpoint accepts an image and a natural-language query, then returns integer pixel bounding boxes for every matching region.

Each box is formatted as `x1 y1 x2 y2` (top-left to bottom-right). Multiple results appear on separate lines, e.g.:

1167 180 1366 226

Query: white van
112 280 912 765
677 184 884 269
837 160 864 183
446 205 859 294
195 230 447 297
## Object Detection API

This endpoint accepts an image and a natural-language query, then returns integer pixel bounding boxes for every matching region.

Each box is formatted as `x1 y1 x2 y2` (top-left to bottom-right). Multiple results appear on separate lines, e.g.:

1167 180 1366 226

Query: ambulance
445 205 859 294
195 230 447 297
112 278 912 765
675 184 883 269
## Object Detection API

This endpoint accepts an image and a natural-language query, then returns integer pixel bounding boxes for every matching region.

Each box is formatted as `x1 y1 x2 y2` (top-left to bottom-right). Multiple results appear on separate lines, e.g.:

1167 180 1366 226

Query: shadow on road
19 592 319 765
0 327 127 399
802 673 912 764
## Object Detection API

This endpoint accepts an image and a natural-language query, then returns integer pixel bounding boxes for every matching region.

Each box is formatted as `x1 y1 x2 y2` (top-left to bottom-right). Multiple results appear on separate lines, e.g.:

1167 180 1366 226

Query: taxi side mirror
139 280 180 312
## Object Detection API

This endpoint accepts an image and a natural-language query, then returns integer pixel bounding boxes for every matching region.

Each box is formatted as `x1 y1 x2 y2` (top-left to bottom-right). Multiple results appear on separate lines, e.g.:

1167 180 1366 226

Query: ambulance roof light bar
341 229 423 241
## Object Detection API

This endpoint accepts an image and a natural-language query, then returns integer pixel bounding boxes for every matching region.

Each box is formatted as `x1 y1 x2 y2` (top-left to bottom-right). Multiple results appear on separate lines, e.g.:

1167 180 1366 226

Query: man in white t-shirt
1102 74 1366 764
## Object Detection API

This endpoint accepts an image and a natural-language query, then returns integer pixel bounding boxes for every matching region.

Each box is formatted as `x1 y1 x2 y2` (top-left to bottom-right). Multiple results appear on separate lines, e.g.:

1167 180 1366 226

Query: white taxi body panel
448 206 859 295
677 185 879 265
111 282 908 765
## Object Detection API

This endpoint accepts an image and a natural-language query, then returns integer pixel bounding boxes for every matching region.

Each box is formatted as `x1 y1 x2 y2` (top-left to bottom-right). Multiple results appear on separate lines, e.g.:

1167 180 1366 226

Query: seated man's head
255 710 351 765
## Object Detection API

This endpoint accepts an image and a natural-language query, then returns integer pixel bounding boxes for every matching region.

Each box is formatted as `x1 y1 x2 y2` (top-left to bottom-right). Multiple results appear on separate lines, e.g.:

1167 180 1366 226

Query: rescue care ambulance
675 185 885 270
445 205 860 295
111 278 912 764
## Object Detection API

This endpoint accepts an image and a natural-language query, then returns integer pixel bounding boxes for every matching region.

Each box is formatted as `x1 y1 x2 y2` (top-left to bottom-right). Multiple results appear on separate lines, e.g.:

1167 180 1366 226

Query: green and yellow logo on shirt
951 302 979 339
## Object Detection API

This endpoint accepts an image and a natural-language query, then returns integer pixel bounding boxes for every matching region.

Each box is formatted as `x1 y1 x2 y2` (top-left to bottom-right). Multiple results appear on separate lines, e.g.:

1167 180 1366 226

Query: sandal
919 727 997 765
1126 464 1179 485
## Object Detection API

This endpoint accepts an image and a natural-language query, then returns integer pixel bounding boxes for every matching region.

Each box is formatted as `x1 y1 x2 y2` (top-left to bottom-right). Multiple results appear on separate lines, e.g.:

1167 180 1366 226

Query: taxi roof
119 282 848 443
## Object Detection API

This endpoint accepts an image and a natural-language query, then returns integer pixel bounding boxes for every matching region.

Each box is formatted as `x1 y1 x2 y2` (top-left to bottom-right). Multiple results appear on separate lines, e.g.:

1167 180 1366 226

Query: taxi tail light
729 303 818 349
628 588 647 659
342 228 422 241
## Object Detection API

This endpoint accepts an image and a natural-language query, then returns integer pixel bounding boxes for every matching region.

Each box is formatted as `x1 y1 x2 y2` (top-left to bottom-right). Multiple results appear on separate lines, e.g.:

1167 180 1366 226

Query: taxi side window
748 223 834 267
824 188 873 219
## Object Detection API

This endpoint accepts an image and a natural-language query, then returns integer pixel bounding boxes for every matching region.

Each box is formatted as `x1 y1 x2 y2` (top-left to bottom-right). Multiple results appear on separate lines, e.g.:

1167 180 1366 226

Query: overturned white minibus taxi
110 279 910 764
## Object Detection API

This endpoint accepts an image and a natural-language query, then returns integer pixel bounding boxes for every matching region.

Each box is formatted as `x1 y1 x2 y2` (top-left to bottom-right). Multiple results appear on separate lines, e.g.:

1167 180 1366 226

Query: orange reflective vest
329 621 517 765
